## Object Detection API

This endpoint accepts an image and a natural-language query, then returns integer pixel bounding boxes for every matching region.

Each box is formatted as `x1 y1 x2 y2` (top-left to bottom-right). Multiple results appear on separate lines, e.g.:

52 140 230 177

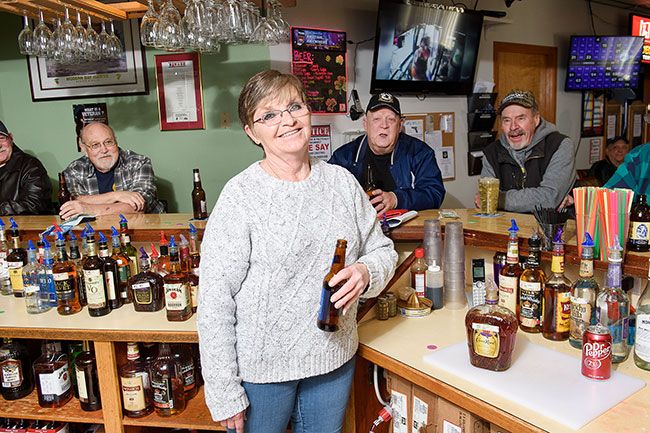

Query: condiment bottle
426 260 443 309
411 247 427 298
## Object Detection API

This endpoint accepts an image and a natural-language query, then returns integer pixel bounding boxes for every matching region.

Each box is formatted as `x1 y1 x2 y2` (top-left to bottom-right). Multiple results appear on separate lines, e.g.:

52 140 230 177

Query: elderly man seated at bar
0 120 52 215
60 122 165 219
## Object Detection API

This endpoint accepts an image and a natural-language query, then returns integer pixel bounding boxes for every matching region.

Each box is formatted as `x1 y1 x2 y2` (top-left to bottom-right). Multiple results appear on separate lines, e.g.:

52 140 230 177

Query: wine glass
140 0 159 47
32 10 53 57
98 21 113 59
267 0 289 43
74 11 86 60
84 16 101 61
17 16 34 55
108 21 123 59
48 18 63 60
157 0 184 50
57 8 79 63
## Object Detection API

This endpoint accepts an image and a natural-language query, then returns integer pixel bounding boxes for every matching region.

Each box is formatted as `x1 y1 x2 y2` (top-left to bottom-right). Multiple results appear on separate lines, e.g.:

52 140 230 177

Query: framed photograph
154 52 204 131
27 19 148 101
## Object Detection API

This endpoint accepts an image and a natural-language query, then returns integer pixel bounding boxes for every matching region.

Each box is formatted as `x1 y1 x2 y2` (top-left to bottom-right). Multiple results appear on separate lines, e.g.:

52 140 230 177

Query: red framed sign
155 52 204 131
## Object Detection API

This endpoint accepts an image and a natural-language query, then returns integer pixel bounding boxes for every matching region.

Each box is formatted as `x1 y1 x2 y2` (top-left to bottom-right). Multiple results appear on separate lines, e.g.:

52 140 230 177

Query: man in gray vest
477 90 576 213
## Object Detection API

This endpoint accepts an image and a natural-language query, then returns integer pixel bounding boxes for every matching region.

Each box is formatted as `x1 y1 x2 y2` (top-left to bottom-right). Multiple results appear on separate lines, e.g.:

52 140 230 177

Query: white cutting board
423 336 645 430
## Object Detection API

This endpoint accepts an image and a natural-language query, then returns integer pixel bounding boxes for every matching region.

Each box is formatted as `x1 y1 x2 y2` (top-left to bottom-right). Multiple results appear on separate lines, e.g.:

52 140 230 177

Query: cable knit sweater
197 158 397 421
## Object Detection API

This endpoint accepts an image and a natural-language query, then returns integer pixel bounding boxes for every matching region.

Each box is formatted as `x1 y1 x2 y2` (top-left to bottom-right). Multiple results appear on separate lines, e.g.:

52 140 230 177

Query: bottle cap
150 242 159 258
180 234 188 245
111 226 119 237
43 239 50 249
9 217 17 229
607 237 623 263
98 232 107 243
553 227 564 244
0 218 4 228
27 240 35 251
528 231 541 248
428 263 441 272
139 247 149 259
80 228 87 239
56 231 65 241
160 231 168 245
582 232 594 248
508 218 519 235
68 231 77 241
414 247 424 258
85 223 94 235
169 235 176 248
189 223 197 234
119 214 128 224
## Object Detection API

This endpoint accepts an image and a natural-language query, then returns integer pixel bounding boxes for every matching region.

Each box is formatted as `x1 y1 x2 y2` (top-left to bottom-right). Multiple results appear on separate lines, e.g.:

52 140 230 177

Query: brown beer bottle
191 168 208 220
317 239 347 332
363 164 376 198
628 194 650 252
58 172 72 207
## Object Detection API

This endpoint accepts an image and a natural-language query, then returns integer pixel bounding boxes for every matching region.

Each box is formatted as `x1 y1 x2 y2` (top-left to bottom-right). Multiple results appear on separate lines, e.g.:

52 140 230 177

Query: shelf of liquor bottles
390 209 650 278
0 389 104 424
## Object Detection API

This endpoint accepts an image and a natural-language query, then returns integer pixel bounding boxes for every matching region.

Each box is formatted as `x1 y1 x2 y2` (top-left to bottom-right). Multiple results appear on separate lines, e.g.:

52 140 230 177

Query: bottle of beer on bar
57 172 72 207
628 194 650 252
317 239 347 332
191 168 208 220
363 164 376 198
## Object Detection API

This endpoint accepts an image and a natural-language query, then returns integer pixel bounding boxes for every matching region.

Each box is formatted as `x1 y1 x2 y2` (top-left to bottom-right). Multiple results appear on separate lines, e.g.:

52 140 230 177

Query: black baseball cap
366 92 401 116
0 121 9 137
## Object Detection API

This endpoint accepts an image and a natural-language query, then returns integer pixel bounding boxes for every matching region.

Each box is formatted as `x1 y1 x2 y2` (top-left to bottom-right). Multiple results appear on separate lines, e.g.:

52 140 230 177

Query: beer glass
478 177 500 215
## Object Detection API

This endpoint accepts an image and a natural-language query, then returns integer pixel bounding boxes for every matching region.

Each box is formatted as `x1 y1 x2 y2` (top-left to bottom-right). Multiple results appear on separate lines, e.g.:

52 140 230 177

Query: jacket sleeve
0 159 52 215
392 144 445 210
125 155 163 213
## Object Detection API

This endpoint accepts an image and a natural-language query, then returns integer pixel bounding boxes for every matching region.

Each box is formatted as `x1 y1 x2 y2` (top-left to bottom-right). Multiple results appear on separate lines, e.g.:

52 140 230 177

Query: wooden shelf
122 388 225 431
0 390 104 424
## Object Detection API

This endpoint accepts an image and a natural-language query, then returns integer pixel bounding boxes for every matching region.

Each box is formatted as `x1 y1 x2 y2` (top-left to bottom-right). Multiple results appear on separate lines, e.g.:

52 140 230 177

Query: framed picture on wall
580 90 605 137
26 19 148 101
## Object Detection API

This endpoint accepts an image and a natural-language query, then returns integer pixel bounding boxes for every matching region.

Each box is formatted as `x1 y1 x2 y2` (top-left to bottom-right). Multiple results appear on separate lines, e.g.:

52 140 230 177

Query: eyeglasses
85 139 117 152
253 102 309 126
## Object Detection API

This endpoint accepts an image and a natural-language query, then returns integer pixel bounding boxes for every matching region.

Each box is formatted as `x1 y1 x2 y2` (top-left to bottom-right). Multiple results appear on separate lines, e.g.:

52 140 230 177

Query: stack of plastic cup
424 219 442 267
443 221 466 309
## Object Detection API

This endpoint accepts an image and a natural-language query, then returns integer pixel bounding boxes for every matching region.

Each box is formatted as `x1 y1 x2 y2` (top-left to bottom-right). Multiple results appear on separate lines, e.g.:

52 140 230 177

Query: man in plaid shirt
605 142 650 194
60 122 165 219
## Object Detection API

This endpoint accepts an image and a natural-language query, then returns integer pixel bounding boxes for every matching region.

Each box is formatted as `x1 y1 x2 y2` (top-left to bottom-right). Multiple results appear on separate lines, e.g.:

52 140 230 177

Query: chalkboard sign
291 27 347 114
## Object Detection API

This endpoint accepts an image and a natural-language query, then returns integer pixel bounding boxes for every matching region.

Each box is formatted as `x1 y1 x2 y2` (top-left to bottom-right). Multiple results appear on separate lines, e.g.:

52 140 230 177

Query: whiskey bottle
569 233 599 349
499 219 523 316
628 194 650 252
635 258 650 370
149 243 162 274
6 218 27 297
171 344 197 399
39 240 57 308
33 341 73 408
120 342 153 418
317 239 347 332
0 218 11 296
110 227 131 303
542 229 572 341
363 163 377 198
68 232 86 307
128 247 165 312
179 234 199 313
98 232 122 310
23 241 50 314
57 172 72 207
518 232 545 333
82 226 111 317
465 280 518 371
0 338 33 400
188 224 201 279
74 341 101 411
158 232 171 275
52 232 82 315
150 342 186 416
67 341 83 399
118 215 139 276
163 236 193 322
191 168 208 220
596 240 630 363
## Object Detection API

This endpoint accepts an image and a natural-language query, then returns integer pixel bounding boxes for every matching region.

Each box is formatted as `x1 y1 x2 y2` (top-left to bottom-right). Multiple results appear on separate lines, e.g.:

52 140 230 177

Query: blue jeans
227 356 356 433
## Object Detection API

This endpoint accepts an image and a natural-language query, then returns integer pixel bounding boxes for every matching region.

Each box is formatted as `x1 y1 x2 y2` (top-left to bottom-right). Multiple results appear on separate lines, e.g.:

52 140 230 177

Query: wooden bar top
390 209 650 278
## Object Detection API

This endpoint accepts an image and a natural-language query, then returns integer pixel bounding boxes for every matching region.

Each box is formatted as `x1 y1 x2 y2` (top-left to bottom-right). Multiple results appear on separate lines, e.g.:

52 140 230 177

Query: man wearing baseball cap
329 92 445 214
0 120 52 215
479 89 576 213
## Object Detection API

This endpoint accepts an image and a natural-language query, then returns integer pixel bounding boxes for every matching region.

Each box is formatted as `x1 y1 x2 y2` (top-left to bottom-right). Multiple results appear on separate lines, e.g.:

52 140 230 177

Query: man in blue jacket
329 93 445 215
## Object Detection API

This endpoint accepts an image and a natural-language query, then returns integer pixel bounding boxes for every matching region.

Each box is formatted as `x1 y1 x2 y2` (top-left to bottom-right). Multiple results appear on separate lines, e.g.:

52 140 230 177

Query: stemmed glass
32 10 52 57
48 18 63 61
74 11 86 59
84 16 101 62
140 0 159 47
98 21 113 59
17 16 34 55
156 0 184 51
108 21 123 58
56 8 79 63
267 0 289 43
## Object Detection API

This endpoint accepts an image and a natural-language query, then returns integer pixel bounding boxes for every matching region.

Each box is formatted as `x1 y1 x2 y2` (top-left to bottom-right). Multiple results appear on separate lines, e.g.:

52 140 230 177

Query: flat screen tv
565 35 644 91
370 0 483 95
630 13 650 64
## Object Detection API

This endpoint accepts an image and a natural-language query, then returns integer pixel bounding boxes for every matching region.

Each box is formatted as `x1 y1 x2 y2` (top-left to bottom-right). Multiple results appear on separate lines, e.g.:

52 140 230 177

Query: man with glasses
0 120 52 215
60 122 164 219
329 92 445 215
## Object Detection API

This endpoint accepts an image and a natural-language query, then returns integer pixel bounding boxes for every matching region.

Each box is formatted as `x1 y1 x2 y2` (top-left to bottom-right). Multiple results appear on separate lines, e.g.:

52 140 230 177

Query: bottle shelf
121 388 225 431
0 390 104 424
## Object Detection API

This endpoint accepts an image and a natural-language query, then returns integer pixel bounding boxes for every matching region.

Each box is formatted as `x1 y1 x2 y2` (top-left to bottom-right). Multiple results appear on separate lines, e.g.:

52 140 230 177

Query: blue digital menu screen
565 36 644 91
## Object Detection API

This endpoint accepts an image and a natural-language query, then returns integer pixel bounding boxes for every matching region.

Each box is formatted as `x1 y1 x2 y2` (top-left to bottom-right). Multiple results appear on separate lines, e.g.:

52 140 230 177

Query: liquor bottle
68 232 86 307
0 218 11 296
465 280 518 371
119 342 153 418
33 341 73 408
628 193 650 252
140 342 159 378
634 258 650 370
37 234 45 264
171 344 197 400
39 240 57 308
163 236 193 321
98 232 122 310
317 239 347 332
179 235 199 313
74 341 101 411
363 163 377 198
0 338 33 400
499 219 523 316
158 232 171 275
128 247 165 312
569 233 599 349
110 227 131 303
150 342 186 416
518 232 545 333
188 223 201 263
191 168 208 220
118 215 139 276
542 228 572 341
6 218 27 297
150 242 162 274
410 247 427 298
23 241 50 314
57 172 72 207
52 232 82 316
82 225 111 317
597 240 630 363
67 341 83 399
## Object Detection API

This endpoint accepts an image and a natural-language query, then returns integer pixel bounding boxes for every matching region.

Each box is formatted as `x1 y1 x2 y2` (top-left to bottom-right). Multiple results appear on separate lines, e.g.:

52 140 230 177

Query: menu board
291 27 347 114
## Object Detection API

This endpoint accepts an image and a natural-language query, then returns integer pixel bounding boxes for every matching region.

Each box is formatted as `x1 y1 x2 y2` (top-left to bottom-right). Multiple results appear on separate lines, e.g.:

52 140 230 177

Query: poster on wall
72 103 108 151
291 27 347 114
309 125 332 160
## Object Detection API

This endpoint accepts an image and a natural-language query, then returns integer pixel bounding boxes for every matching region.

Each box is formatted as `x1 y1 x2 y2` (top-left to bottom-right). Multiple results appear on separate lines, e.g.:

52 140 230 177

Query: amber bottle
499 219 523 316
98 232 122 310
110 227 132 303
82 227 110 317
192 168 208 220
150 343 186 416
120 342 154 418
171 343 197 400
74 340 101 411
52 233 82 316
518 233 545 333
628 194 650 252
33 341 73 408
163 236 193 322
363 164 377 198
317 239 347 332
542 229 572 341
128 247 165 312
0 338 33 400
57 172 72 207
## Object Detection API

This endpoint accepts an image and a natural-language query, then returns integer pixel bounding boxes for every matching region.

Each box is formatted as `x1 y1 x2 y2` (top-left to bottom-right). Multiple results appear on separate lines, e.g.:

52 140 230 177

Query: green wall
0 13 270 213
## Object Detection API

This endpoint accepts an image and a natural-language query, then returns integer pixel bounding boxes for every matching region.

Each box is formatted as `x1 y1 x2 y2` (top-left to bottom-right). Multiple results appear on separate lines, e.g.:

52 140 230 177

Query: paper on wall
435 146 455 179
606 114 617 139
634 113 643 138
403 119 424 141
309 125 332 160
589 137 603 164
440 114 453 133
425 130 443 149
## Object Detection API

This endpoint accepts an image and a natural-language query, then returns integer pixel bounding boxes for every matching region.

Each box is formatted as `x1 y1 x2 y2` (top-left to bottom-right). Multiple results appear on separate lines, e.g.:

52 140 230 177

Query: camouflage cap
498 90 538 114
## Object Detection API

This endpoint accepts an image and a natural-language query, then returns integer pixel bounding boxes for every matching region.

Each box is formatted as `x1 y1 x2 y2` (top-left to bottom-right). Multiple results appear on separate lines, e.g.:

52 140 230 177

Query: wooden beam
109 1 147 20
50 0 127 20
1 1 61 23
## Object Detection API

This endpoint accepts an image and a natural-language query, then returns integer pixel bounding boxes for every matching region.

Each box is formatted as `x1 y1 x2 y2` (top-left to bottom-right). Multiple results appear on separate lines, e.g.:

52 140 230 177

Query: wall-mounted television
630 13 650 64
370 0 483 95
565 35 644 91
